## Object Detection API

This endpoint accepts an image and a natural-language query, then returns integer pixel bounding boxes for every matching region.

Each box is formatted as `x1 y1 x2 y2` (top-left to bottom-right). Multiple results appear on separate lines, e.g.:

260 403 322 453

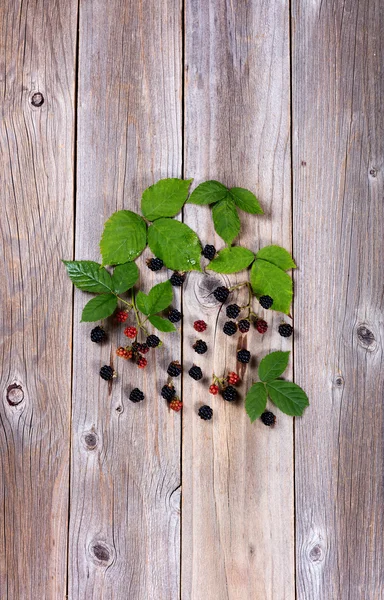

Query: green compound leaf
207 246 255 274
188 180 228 205
100 210 147 266
230 187 263 215
63 260 113 293
256 245 296 271
135 280 173 316
212 196 240 246
148 315 176 332
258 351 290 382
111 262 139 294
250 259 293 314
266 380 309 417
141 178 193 221
81 293 117 322
147 218 202 271
245 383 268 423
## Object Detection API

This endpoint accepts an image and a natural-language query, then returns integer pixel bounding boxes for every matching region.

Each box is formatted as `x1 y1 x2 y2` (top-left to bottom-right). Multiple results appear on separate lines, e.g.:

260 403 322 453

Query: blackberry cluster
129 388 144 403
161 384 176 401
170 272 185 287
198 405 213 420
146 257 164 272
259 295 273 310
202 244 216 260
146 334 161 347
278 323 293 338
189 365 203 380
90 326 106 343
237 349 251 364
167 361 182 377
226 304 240 319
223 321 237 336
100 365 114 381
213 286 230 303
168 308 182 323
222 386 237 402
193 340 208 354
238 319 250 333
261 411 276 426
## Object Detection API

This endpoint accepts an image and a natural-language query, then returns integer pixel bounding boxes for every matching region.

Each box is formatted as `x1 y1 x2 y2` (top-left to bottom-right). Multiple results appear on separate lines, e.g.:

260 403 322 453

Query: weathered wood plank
182 1 294 598
69 2 182 598
293 1 384 597
0 1 77 597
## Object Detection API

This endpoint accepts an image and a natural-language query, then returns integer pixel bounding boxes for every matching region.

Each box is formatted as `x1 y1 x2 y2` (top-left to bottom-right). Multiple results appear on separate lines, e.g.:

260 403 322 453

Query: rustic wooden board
182 1 294 598
0 1 77 598
69 1 183 598
293 1 384 597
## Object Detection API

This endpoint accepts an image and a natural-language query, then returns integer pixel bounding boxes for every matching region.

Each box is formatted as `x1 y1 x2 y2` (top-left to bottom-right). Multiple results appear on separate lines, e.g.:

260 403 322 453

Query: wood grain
0 0 77 597
182 1 294 598
69 1 183 598
293 1 384 597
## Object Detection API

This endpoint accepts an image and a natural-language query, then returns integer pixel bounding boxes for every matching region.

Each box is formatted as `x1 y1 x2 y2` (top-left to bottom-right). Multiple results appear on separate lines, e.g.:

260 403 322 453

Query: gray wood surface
293 1 384 598
182 1 294 598
69 1 183 598
0 1 77 598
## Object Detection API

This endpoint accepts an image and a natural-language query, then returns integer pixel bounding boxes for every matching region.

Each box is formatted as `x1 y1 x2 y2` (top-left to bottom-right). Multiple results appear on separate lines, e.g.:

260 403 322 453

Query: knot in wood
369 168 377 177
334 376 344 387
356 324 376 351
309 544 323 563
31 92 44 107
6 384 24 406
82 430 98 450
89 541 113 565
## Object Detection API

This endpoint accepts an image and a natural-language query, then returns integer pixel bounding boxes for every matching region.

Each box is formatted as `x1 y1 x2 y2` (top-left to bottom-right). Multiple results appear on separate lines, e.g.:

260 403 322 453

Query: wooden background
1 0 383 598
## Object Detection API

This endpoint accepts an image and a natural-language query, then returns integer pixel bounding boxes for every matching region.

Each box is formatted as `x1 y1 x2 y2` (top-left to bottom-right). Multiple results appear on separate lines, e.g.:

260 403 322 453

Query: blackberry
194 320 207 332
137 356 148 369
146 257 164 271
213 286 230 303
137 343 149 354
167 360 182 377
146 334 161 348
223 321 237 336
189 365 203 380
161 384 176 401
202 244 216 260
90 326 106 343
222 385 238 402
168 308 182 323
278 323 293 338
170 272 186 287
255 319 268 334
193 339 208 355
131 341 140 353
237 349 251 364
169 397 183 412
226 304 240 319
238 319 250 333
129 388 144 403
259 295 273 310
100 365 114 381
261 411 276 426
198 405 213 420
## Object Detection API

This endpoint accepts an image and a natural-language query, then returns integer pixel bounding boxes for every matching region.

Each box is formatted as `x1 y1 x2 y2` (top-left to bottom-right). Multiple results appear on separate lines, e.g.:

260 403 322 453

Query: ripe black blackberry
100 365 115 380
237 349 251 364
223 321 237 336
226 304 240 319
167 361 182 377
238 319 250 333
278 323 293 338
129 388 144 403
198 405 213 420
189 365 203 380
213 286 230 303
168 308 182 323
259 295 273 310
146 334 161 348
146 257 164 272
261 411 276 426
202 244 216 260
222 385 238 402
193 339 208 355
170 272 186 286
161 384 176 401
90 326 106 343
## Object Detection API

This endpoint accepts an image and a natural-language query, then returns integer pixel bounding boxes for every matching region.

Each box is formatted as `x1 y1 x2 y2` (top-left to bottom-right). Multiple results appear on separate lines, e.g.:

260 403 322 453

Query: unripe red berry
124 326 137 339
115 310 129 323
209 384 219 395
194 320 207 332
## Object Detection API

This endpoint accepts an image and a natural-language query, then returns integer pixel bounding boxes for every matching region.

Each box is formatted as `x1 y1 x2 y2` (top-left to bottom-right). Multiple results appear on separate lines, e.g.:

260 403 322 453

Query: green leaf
136 280 173 316
258 351 290 382
188 180 228 205
207 246 255 274
230 187 263 215
250 259 293 314
100 210 147 266
266 380 309 416
245 383 268 423
111 262 139 294
81 293 117 322
147 218 202 271
256 245 296 271
148 315 176 332
212 197 240 245
141 178 193 221
63 260 113 293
